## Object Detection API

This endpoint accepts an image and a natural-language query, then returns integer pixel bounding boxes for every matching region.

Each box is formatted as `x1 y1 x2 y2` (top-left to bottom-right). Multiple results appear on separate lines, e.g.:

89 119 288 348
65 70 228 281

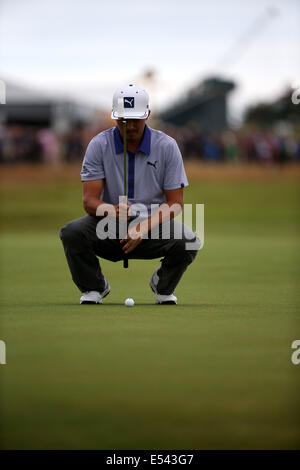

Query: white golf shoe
150 270 177 305
80 280 110 305
155 293 178 305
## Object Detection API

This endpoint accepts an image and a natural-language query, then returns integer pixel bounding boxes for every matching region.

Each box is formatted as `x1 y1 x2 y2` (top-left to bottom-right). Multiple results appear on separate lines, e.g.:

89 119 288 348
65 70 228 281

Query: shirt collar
113 124 151 156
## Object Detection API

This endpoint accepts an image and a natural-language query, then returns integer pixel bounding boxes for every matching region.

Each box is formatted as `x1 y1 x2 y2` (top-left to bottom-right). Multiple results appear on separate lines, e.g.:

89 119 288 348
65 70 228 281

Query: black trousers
59 215 200 295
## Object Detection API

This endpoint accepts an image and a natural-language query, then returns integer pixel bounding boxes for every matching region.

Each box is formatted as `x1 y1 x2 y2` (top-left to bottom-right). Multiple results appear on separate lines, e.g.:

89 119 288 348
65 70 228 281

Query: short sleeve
163 139 189 190
80 137 105 181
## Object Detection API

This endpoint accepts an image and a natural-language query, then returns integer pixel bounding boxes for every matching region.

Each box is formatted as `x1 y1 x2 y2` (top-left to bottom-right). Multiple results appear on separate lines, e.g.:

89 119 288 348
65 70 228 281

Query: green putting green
0 170 299 449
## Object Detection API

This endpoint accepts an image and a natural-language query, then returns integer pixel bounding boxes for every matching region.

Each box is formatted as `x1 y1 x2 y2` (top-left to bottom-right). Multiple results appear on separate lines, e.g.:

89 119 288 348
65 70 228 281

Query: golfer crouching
60 84 200 305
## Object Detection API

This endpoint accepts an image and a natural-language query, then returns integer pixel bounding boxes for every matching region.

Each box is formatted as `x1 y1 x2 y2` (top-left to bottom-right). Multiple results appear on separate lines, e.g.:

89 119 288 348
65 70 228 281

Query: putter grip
123 258 128 269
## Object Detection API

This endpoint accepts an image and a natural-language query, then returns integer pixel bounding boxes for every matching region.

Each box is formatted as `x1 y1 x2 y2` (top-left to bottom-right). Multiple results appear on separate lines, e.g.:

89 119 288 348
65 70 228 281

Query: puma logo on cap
124 97 134 108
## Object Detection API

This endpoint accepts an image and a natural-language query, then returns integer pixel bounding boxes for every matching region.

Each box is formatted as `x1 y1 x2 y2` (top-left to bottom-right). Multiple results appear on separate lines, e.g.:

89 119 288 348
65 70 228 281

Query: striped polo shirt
80 125 188 216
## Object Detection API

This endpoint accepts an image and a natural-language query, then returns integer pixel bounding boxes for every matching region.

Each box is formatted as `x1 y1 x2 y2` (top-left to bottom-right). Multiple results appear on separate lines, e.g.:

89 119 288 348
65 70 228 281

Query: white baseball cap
111 84 150 119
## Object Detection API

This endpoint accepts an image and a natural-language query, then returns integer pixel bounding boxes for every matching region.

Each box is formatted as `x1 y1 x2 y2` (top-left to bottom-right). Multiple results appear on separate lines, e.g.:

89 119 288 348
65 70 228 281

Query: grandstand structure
159 77 236 133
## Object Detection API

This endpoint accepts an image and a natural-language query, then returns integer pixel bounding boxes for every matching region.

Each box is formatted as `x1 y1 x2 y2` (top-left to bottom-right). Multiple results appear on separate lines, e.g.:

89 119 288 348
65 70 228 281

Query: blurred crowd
0 123 103 165
0 123 300 165
162 124 300 164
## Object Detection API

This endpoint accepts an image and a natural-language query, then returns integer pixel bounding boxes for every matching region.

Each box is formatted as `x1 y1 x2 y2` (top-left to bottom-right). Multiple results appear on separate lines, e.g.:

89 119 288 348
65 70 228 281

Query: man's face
116 117 148 142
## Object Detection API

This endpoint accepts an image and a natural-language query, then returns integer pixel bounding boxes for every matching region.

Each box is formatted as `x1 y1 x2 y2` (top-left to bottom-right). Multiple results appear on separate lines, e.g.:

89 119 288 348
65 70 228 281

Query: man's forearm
138 202 182 236
84 198 182 232
83 198 115 216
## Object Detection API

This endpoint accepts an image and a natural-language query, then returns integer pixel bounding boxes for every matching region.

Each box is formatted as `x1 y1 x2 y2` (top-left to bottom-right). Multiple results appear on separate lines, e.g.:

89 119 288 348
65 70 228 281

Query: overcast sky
0 0 299 120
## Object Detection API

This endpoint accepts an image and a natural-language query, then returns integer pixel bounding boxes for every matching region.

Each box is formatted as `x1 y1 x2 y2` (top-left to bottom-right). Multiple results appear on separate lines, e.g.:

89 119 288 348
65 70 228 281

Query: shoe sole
150 274 158 294
151 274 177 304
101 285 111 299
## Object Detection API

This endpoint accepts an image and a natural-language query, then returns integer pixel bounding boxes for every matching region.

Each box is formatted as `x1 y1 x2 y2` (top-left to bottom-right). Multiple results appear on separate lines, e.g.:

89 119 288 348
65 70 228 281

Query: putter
117 98 128 269
123 118 128 268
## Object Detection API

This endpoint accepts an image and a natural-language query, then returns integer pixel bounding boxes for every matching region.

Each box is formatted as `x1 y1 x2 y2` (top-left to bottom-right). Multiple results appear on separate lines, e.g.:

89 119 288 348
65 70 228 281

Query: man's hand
115 202 131 221
120 225 143 254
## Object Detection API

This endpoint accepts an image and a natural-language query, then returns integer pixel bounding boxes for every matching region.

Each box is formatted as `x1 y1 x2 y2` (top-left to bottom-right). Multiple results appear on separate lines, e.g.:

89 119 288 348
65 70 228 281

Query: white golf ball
125 298 135 307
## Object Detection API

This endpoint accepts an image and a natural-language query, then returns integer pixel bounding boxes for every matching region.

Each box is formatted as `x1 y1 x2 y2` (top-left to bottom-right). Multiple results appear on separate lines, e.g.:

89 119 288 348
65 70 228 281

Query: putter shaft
123 119 128 269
